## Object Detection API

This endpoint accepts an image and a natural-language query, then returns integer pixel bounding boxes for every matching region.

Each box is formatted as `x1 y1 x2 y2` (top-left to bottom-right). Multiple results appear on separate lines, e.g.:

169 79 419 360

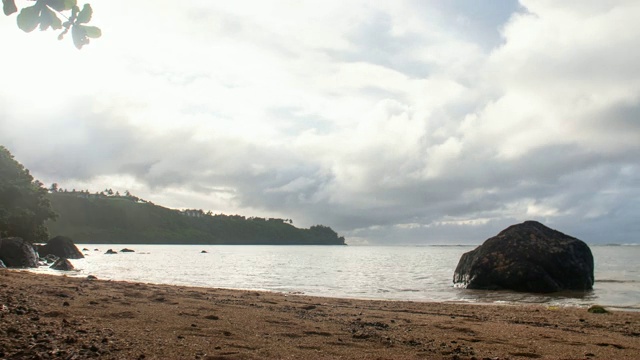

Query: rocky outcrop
0 237 39 268
453 221 594 293
105 249 117 254
37 236 84 259
42 254 59 264
50 258 75 271
120 248 135 253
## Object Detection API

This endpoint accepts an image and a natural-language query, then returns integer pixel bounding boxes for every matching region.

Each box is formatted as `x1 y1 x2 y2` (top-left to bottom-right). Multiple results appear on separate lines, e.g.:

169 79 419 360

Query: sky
1 0 639 245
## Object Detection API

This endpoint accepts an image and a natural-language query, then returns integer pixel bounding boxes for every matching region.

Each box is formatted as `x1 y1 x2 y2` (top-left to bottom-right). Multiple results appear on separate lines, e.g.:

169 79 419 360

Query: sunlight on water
36 245 640 310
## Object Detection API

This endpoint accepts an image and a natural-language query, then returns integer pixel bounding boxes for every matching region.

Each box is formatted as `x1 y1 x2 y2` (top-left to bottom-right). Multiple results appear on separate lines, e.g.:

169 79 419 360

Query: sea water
36 244 640 310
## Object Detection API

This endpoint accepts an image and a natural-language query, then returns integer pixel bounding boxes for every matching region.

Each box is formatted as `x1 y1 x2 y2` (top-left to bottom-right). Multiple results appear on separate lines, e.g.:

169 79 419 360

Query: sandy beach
1 270 638 359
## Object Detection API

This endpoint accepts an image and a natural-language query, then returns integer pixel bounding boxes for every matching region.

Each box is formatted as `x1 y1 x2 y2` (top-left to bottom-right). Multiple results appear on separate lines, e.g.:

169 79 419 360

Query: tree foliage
3 0 100 49
47 192 346 245
0 145 57 242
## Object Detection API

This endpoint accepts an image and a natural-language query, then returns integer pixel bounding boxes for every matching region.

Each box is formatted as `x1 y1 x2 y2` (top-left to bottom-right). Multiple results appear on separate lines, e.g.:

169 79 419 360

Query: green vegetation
0 145 344 245
587 305 608 314
46 191 346 245
3 0 100 49
0 145 57 243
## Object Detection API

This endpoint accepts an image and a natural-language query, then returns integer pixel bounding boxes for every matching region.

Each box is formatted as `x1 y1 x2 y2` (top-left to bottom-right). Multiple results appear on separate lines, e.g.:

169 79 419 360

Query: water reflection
455 288 597 305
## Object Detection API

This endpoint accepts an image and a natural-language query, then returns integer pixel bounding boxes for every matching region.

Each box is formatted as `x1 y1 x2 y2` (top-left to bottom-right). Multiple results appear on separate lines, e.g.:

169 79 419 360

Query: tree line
1 145 301 242
0 145 56 242
48 186 150 204
52 187 296 225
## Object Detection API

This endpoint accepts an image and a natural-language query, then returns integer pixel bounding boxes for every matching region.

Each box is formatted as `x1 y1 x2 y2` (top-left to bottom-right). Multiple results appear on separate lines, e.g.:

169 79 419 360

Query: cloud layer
1 1 638 244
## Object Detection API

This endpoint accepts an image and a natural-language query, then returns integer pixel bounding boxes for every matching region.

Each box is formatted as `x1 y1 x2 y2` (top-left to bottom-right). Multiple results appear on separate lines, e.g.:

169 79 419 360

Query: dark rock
0 237 39 268
200 250 208 253
37 236 84 259
50 258 75 271
453 221 594 293
87 275 98 280
105 249 117 254
42 254 59 264
120 248 135 253
83 248 90 251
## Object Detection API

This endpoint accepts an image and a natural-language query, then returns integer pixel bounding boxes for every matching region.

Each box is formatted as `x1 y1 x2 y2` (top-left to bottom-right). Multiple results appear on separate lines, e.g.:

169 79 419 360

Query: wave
427 244 477 247
601 304 640 312
596 279 639 284
593 243 640 247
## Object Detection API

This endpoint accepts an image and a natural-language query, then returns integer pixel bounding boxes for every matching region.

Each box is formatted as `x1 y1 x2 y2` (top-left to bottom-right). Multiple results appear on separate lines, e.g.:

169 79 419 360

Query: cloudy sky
1 1 638 244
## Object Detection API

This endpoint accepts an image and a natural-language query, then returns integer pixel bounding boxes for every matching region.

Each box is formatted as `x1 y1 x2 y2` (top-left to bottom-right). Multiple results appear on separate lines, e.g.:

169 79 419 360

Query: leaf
64 0 77 9
39 7 62 31
58 26 69 40
38 7 52 30
46 0 76 11
76 3 92 24
71 24 89 49
70 24 99 48
83 25 101 38
2 0 17 16
46 0 65 11
16 5 41 33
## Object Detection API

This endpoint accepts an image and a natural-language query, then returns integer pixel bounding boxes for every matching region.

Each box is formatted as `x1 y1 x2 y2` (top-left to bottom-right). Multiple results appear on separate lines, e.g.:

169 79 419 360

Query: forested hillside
46 192 345 245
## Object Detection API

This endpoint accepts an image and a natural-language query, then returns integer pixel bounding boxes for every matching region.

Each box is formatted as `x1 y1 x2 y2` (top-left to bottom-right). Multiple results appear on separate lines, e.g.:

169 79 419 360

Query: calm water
36 245 640 310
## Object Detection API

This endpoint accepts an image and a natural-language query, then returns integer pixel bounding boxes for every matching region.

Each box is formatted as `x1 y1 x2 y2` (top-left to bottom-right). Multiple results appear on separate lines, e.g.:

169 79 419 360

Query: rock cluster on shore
35 236 84 260
0 236 84 272
0 237 39 268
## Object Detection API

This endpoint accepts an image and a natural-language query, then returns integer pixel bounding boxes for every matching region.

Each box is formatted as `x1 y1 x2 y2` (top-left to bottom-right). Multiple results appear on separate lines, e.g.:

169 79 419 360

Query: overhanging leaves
6 0 100 49
83 25 100 38
2 0 17 16
46 0 76 12
39 6 62 31
71 24 101 49
76 3 91 24
16 5 40 32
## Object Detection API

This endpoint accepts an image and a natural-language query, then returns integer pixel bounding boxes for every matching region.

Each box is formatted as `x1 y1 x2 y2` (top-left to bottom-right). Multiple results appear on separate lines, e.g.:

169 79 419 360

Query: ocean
35 244 640 311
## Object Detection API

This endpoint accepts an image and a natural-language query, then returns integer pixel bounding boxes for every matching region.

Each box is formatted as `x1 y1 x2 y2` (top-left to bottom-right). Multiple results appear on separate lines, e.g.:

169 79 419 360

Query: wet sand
1 270 638 359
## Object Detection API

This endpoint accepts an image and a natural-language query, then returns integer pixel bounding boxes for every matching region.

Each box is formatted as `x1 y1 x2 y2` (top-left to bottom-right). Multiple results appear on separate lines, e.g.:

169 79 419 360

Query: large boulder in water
0 237 39 268
453 221 594 293
37 236 84 259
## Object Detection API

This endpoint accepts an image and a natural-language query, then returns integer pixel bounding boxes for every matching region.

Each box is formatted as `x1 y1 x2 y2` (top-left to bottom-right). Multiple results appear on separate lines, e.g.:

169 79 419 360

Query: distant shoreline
47 192 346 246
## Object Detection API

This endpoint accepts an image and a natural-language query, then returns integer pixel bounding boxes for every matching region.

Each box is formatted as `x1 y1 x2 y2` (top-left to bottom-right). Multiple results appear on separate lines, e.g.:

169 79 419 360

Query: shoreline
29 265 640 313
27 267 640 312
2 270 639 359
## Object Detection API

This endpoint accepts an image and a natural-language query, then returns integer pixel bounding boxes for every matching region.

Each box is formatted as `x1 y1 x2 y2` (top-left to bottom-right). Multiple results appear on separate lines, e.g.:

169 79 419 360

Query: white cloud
1 0 638 244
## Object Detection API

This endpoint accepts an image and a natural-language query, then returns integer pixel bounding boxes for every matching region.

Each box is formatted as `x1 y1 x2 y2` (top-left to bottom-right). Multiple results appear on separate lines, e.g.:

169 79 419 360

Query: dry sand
1 270 638 359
